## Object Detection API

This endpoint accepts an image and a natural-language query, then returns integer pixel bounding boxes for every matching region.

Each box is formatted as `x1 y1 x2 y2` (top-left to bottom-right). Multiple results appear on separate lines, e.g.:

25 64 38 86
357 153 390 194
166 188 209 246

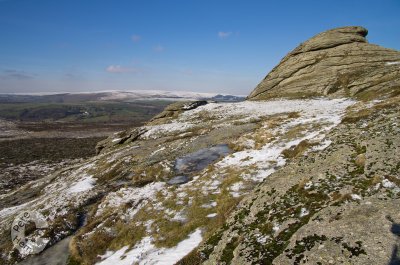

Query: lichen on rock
248 26 400 100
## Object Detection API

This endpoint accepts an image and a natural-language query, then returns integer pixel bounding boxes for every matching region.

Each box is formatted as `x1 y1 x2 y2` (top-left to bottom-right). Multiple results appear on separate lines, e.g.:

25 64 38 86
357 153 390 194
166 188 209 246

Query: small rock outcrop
248 26 400 100
95 127 147 154
148 100 208 125
95 100 207 154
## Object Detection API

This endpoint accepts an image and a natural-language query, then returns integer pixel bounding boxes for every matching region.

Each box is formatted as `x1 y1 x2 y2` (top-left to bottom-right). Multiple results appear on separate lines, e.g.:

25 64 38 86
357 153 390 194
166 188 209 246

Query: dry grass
229 113 293 151
287 112 301 119
176 249 203 265
341 108 372 124
131 162 171 186
282 140 312 159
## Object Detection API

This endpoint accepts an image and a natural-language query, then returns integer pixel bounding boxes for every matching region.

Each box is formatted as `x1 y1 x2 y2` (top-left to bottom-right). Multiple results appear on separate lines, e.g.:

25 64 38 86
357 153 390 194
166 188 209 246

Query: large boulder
248 26 400 100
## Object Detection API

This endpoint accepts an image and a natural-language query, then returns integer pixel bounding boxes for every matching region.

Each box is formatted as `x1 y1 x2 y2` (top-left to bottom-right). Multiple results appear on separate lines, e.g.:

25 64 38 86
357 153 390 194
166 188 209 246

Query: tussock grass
282 140 312 159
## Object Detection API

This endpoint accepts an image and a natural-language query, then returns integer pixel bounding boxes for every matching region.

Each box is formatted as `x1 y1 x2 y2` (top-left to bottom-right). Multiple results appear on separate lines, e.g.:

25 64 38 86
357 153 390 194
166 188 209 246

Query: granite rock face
194 96 400 265
248 26 400 100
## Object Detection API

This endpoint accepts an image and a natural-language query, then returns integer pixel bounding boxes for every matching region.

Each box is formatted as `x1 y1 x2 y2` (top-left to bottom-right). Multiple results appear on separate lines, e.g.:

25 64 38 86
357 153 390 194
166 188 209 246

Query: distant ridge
0 90 245 103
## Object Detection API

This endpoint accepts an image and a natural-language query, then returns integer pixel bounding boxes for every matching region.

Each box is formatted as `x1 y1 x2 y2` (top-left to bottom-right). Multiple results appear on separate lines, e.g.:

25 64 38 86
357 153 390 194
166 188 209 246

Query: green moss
341 241 367 258
66 255 82 265
201 229 225 258
285 234 328 264
175 249 203 265
220 236 240 264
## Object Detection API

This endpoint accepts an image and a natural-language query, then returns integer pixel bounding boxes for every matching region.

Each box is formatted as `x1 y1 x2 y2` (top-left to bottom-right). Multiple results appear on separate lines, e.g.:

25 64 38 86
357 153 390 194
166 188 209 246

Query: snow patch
382 179 396 189
299 208 309 217
229 181 244 197
201 201 217 208
96 228 202 265
96 182 165 217
351 194 362 200
68 175 96 193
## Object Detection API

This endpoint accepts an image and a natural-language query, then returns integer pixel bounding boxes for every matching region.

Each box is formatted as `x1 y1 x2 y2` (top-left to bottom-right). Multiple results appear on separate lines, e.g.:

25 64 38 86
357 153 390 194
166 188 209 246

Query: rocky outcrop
248 26 400 100
148 100 208 125
95 127 147 154
95 101 207 154
192 95 400 265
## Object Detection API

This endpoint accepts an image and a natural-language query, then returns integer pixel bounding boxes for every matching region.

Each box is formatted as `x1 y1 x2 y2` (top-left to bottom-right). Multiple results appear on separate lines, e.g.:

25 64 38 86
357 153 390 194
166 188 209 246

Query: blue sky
0 0 399 95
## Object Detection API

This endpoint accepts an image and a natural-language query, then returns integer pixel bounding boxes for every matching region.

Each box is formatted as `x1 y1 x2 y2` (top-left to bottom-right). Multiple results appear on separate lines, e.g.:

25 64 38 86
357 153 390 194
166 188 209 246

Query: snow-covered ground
97 229 202 265
68 175 96 193
97 90 220 101
95 182 165 217
141 98 353 140
89 98 355 264
0 98 359 264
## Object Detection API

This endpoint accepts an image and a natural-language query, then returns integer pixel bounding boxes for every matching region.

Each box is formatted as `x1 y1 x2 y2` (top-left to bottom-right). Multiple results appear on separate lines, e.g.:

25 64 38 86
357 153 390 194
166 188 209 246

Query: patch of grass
0 101 170 123
282 140 312 159
94 160 126 184
287 112 301 119
175 249 203 265
131 162 171 186
283 124 311 140
341 108 372 124
0 137 103 167
229 114 291 151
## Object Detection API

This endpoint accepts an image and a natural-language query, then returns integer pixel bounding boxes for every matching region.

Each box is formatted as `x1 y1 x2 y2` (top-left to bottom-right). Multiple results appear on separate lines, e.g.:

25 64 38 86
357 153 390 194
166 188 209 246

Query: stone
95 127 147 154
355 153 366 167
148 100 208 125
248 26 400 100
167 175 190 185
197 97 400 265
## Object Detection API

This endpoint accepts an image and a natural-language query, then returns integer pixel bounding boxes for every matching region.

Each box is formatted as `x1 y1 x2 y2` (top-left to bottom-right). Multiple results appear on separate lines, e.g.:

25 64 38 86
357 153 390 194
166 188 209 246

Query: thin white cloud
153 44 165 52
106 65 139 73
218 31 232 39
131 34 141 43
1 69 35 80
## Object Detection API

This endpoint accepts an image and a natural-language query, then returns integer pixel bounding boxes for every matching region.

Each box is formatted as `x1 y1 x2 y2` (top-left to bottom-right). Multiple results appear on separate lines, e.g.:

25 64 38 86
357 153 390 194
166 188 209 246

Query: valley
0 99 173 200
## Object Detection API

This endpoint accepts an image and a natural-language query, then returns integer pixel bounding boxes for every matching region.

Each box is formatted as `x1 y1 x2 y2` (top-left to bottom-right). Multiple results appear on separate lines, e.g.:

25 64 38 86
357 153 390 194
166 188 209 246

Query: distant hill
0 90 245 103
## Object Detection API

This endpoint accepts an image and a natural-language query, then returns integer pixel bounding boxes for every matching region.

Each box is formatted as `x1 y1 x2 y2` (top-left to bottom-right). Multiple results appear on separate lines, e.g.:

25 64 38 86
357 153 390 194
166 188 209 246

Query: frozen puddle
17 237 71 265
96 228 202 265
175 144 230 175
